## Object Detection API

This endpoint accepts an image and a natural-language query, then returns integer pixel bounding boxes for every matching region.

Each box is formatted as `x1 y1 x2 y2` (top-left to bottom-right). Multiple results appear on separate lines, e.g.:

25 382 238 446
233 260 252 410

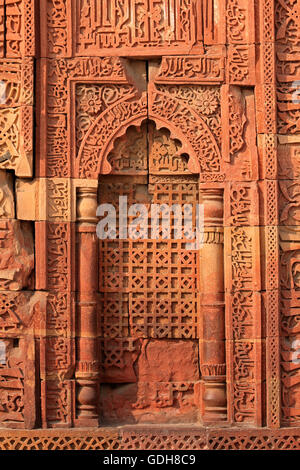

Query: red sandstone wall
0 0 299 449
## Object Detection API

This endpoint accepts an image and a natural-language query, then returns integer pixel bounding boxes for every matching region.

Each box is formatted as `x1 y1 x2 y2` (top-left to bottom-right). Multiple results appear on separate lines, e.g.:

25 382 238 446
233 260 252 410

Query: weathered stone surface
0 291 45 335
0 290 46 429
0 170 14 219
0 336 36 429
0 220 34 290
99 340 200 424
0 106 33 177
100 338 142 384
100 382 200 425
136 339 199 383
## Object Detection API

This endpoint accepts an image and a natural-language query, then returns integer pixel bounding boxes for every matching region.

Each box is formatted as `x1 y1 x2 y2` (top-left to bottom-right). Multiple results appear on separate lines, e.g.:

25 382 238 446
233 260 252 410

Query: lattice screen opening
97 121 201 424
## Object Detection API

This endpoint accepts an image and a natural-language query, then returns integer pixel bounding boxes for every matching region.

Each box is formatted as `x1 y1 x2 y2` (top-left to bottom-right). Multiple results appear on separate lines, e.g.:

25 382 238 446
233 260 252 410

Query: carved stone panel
0 0 297 450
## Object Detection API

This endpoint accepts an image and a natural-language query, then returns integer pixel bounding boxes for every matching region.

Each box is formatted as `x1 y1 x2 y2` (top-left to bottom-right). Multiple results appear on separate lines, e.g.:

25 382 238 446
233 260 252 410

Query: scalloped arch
76 90 221 178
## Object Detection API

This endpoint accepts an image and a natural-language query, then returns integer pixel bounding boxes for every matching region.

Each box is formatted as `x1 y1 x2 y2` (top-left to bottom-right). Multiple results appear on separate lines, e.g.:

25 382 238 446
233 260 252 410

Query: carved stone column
75 187 100 426
199 188 227 423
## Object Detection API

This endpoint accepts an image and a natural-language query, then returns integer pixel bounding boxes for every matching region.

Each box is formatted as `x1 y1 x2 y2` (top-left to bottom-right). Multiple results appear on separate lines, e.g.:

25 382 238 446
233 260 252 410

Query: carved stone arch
76 93 148 178
149 88 222 175
76 88 222 178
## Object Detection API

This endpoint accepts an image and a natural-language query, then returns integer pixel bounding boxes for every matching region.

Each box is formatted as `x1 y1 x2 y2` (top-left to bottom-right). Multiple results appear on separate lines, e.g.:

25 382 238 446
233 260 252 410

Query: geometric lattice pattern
99 170 200 341
97 125 201 423
2 428 300 450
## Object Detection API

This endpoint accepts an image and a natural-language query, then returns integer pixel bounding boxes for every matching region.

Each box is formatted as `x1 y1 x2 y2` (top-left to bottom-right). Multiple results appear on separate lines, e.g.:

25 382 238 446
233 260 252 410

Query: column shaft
199 188 227 423
75 188 100 426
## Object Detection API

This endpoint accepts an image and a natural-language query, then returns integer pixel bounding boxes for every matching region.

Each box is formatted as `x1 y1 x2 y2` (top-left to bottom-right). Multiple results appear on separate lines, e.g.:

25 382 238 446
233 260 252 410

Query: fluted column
199 188 227 423
75 187 100 426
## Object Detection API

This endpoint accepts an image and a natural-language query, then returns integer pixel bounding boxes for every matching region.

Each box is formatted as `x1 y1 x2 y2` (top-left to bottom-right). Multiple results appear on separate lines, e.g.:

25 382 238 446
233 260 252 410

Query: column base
202 377 227 424
74 417 99 428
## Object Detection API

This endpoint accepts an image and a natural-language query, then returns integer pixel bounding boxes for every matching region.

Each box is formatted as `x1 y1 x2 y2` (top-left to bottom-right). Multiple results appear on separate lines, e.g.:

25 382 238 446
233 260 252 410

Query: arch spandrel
76 88 223 179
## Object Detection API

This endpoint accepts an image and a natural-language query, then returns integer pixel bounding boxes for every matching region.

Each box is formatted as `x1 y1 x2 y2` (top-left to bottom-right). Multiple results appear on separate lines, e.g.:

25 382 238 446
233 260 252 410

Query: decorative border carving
261 0 281 429
2 427 300 450
155 55 225 84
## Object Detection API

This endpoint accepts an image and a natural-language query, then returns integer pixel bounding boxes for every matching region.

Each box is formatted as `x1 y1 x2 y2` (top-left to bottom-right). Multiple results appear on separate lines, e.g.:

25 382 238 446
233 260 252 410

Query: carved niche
60 46 260 427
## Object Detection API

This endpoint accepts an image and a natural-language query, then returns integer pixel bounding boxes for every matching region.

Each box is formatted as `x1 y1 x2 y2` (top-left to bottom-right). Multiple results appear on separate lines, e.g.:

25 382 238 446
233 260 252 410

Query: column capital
76 187 98 225
200 188 223 227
